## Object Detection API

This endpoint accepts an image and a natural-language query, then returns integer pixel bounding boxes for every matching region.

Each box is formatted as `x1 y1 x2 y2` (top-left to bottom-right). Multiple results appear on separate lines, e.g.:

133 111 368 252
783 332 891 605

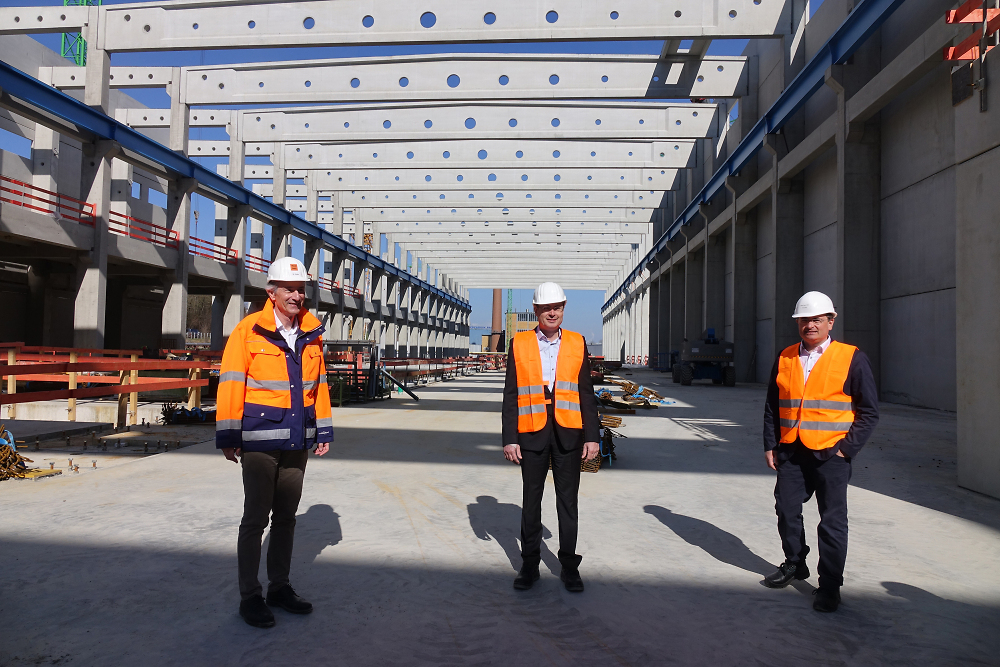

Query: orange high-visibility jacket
513 329 584 433
777 340 857 450
215 303 333 452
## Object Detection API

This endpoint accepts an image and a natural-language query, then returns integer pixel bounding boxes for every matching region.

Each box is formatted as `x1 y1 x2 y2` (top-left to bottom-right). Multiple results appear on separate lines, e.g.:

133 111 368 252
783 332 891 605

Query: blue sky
7 0 761 343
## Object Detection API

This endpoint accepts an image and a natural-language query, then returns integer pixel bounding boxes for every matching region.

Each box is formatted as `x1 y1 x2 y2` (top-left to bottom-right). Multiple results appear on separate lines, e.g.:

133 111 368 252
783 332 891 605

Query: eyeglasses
275 286 306 295
537 304 565 313
798 316 830 325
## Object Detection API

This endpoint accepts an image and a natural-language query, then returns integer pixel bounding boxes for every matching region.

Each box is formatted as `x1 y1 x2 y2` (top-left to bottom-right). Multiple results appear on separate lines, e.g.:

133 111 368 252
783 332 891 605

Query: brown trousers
237 449 308 600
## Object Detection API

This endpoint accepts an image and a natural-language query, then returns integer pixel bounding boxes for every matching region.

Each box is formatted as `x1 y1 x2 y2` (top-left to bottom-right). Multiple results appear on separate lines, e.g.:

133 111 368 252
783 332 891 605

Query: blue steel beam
603 0 906 313
0 59 469 311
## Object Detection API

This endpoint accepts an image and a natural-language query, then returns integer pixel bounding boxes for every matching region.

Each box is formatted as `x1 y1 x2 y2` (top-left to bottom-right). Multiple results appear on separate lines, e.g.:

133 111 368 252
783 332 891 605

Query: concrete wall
606 0 1000 497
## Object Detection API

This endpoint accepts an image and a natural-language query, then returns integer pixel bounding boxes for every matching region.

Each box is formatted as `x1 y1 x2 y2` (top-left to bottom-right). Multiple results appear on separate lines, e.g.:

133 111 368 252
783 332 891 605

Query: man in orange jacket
501 282 601 592
216 256 333 628
762 291 879 612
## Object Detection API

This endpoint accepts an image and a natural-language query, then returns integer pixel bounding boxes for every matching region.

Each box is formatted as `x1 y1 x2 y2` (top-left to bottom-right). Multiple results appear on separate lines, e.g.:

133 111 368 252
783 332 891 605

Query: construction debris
0 424 35 481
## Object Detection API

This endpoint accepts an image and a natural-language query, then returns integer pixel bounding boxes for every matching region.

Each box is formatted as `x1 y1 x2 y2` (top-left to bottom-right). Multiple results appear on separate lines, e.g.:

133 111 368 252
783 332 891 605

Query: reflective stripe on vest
776 340 857 450
512 329 585 433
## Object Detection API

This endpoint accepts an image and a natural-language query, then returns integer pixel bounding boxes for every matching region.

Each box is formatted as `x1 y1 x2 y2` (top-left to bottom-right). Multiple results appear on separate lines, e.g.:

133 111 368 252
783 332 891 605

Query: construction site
1 0 999 664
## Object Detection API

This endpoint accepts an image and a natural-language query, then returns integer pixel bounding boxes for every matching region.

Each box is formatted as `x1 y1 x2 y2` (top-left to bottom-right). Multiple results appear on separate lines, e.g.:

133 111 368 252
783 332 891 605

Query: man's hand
222 447 242 463
503 444 522 464
765 449 777 471
836 450 845 458
582 442 600 461
314 442 330 456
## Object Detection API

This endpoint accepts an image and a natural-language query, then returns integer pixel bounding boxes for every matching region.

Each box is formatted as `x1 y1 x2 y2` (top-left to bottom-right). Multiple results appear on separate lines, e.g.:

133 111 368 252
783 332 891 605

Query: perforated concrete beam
180 54 745 104
332 221 646 234
341 190 664 207
240 102 719 142
40 0 789 50
307 168 678 191
281 139 696 170
359 207 654 223
388 232 643 242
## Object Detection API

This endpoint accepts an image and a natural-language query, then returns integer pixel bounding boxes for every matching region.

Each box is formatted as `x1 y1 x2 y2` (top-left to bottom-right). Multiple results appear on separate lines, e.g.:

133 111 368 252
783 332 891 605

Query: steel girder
0 1 788 46
0 59 469 309
603 0 908 310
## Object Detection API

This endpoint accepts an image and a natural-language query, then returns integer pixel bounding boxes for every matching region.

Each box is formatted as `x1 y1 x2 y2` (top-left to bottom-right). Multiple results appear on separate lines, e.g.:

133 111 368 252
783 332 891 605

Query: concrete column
305 237 323 319
826 65 881 382
726 177 757 383
269 224 293 261
83 44 110 113
168 67 188 156
160 177 198 349
762 133 804 377
703 230 727 338
669 259 685 355
73 140 120 348
32 67 60 193
272 155 286 207
212 204 250 349
682 234 703 342
305 176 319 223
228 110 245 184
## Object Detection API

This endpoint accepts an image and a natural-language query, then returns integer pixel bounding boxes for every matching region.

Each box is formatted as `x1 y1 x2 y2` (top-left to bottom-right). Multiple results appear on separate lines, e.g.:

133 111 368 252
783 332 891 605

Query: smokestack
491 288 503 352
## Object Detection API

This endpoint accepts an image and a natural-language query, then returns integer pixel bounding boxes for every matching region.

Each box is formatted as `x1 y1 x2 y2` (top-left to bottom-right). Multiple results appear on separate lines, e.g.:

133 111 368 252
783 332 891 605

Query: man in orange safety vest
762 291 879 612
501 282 601 593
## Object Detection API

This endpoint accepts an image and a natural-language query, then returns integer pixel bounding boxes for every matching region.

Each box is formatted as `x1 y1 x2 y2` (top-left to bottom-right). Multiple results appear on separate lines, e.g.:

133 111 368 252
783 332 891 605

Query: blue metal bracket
0 60 469 311
603 0 906 313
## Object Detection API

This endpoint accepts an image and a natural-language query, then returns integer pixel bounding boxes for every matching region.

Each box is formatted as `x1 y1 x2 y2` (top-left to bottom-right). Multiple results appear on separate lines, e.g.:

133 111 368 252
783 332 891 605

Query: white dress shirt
536 327 562 391
799 336 831 384
275 316 300 351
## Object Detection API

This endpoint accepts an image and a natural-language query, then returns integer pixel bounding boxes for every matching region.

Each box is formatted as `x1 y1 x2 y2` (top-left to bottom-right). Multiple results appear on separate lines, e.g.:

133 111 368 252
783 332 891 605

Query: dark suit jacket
501 331 601 451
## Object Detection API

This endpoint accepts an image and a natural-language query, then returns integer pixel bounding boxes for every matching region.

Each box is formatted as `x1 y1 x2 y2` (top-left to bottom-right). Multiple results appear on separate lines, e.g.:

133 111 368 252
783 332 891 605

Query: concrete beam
283 139 696 170
240 102 720 142
73 1 788 49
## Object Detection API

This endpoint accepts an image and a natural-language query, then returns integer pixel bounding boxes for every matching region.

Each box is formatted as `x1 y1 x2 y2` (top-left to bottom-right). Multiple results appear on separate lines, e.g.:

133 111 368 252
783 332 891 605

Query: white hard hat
532 282 567 305
792 291 836 319
267 256 310 283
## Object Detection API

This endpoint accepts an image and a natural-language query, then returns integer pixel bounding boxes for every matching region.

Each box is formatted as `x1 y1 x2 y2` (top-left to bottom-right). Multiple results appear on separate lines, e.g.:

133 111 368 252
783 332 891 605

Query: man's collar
535 326 562 342
254 300 322 333
800 336 832 355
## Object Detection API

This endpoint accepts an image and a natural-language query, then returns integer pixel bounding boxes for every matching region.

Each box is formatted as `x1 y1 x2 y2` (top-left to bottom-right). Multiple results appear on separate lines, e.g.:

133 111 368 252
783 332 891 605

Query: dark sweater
762 342 879 460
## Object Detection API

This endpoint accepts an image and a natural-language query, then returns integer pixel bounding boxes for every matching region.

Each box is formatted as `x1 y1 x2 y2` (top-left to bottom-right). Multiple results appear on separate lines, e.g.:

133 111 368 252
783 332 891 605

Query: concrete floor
2 369 998 666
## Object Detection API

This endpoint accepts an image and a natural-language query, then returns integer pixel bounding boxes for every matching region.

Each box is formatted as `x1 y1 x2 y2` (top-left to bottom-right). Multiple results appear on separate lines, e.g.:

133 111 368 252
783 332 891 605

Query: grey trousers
238 449 308 600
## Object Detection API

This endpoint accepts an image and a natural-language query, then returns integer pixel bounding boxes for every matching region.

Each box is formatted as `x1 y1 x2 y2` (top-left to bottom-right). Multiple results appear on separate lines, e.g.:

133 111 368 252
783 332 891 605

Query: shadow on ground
1 529 997 666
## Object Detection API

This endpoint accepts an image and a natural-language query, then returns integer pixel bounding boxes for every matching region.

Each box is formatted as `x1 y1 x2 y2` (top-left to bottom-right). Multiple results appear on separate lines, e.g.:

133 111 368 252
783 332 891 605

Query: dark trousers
238 449 308 600
519 424 583 571
774 445 852 590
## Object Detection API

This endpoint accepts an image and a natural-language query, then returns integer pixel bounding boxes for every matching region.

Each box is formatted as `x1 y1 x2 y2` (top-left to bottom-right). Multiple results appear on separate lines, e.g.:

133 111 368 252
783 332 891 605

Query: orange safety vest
777 340 857 450
513 329 584 433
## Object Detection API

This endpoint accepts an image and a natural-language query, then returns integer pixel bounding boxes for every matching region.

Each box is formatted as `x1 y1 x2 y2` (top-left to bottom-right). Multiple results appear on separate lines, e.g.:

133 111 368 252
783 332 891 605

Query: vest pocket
242 403 289 442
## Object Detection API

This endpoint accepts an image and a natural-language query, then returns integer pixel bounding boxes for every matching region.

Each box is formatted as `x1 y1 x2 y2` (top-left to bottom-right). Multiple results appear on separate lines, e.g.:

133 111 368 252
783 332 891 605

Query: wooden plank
0 360 212 376
0 379 209 405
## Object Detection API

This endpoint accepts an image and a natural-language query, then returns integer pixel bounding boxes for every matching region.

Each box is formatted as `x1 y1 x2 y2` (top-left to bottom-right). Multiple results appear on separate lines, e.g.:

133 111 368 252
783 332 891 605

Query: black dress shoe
239 595 276 628
813 587 841 612
513 566 540 590
560 567 584 593
266 585 313 614
763 560 810 588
